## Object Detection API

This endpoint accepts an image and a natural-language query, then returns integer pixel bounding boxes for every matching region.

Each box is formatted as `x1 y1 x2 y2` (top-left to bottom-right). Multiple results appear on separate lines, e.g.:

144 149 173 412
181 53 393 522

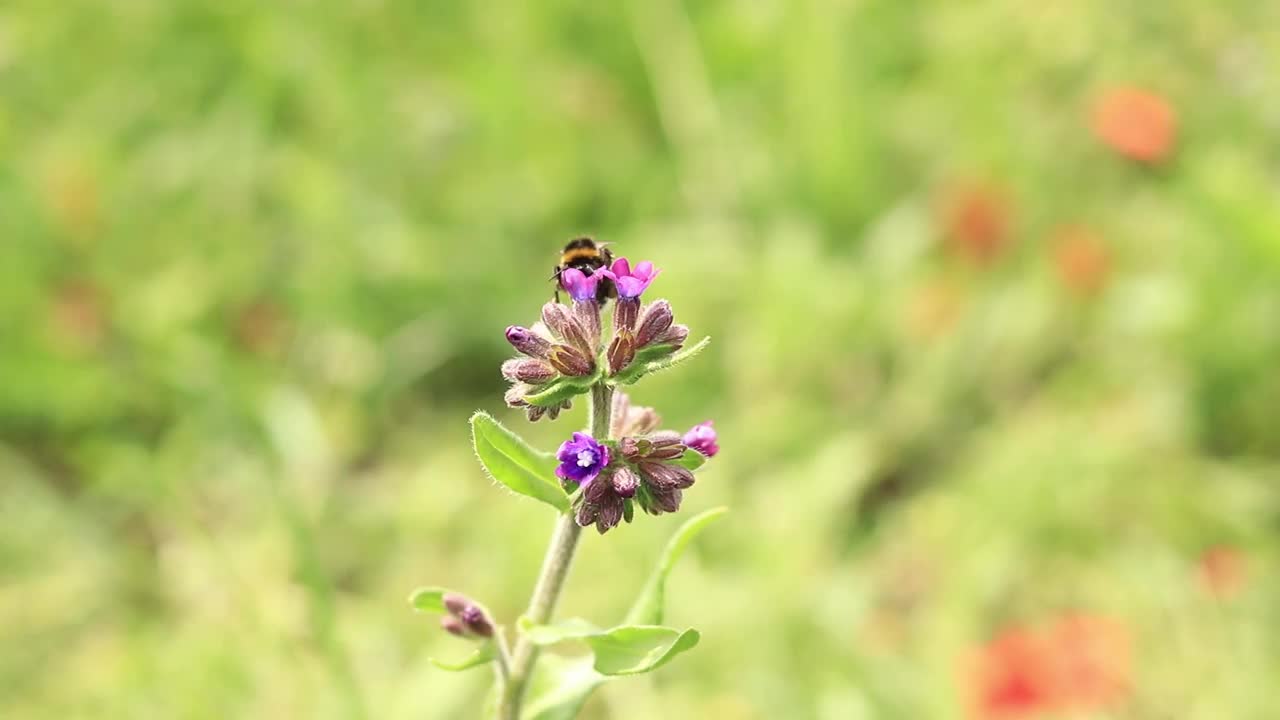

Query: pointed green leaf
585 626 700 676
610 336 711 385
672 450 707 473
626 507 727 625
429 642 495 672
470 412 569 512
518 620 701 677
522 654 606 720
408 586 449 614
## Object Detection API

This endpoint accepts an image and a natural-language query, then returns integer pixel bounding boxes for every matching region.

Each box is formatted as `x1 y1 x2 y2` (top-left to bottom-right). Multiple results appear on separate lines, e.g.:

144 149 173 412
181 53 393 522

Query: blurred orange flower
1052 226 1110 295
940 183 1013 264
967 614 1130 719
1199 545 1247 599
1091 87 1177 164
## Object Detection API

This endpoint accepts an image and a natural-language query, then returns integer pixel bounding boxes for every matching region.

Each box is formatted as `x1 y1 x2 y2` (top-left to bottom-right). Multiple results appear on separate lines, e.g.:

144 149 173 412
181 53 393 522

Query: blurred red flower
1091 87 1177 164
940 183 1013 264
1199 545 1247 599
1052 226 1110 296
967 614 1130 719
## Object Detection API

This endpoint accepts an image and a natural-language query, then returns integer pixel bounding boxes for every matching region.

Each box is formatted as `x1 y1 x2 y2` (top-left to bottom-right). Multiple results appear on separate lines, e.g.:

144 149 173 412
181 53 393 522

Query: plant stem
497 384 613 720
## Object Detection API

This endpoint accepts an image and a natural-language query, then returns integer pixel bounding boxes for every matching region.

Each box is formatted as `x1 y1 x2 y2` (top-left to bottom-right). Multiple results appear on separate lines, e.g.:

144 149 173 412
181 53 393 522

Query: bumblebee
552 237 615 304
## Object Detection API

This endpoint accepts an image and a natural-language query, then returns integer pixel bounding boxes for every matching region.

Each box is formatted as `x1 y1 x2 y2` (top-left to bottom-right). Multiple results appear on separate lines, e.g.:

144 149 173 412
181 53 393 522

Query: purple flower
601 258 660 299
555 432 610 485
559 268 606 303
683 421 719 458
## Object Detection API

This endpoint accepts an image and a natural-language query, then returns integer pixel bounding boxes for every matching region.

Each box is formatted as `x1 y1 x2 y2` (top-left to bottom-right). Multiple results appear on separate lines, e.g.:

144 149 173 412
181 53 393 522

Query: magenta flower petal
560 268 604 303
599 257 660 299
682 421 719 458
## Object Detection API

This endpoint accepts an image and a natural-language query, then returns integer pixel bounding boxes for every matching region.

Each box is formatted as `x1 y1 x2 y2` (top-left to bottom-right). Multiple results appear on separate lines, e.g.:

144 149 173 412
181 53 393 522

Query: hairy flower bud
548 345 595 377
506 326 552 359
646 486 683 514
573 297 602 349
614 297 640 334
607 332 636 376
443 593 470 616
611 466 639 498
653 324 688 350
595 499 623 533
542 302 593 356
441 615 467 637
638 460 695 490
459 605 494 637
634 300 674 348
501 358 556 384
504 383 532 407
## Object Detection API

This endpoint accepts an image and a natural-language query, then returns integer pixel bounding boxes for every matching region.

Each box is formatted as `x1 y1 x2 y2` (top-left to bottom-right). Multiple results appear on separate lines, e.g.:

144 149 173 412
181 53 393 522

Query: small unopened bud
527 405 547 422
543 302 594 356
611 467 639 498
573 298 602 349
619 437 641 460
502 358 556 384
443 593 470 616
548 345 594 377
459 605 494 637
635 300 674 347
614 297 640 334
654 324 689 350
639 460 695 490
541 302 574 339
504 384 531 408
596 499 623 534
506 326 552 359
647 486 683 514
441 616 468 637
607 333 636 375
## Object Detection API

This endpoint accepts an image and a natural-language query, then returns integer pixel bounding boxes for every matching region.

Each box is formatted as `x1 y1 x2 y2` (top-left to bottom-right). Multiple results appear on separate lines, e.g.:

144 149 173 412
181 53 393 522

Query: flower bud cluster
553 394 718 534
439 593 494 639
501 256 690 420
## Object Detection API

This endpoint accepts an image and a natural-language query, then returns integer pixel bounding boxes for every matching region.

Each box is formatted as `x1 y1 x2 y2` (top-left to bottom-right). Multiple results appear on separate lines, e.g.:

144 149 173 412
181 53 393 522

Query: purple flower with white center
683 421 719 458
600 258 660 299
555 432 610 485
559 268 606 304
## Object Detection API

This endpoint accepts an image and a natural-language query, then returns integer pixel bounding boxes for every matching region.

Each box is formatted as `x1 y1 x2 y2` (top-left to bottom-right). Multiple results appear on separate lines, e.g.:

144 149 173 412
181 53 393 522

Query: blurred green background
3 1 1279 718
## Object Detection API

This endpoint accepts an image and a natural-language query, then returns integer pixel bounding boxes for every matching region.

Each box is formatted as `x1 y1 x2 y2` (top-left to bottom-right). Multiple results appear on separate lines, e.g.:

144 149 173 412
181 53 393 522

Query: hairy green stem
496 384 613 720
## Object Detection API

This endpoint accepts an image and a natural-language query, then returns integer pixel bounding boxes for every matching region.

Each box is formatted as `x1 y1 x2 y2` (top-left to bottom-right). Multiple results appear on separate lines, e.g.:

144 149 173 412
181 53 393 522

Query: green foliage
429 644 496 672
470 412 569 512
610 338 712 386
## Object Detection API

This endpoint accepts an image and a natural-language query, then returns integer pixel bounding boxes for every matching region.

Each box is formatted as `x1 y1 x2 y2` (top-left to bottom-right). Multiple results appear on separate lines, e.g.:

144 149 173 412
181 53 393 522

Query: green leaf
522 375 594 407
586 626 700 676
518 616 602 644
408 586 449 614
610 336 711 385
470 412 569 512
522 654 606 720
626 507 727 625
519 619 701 677
429 642 495 672
672 450 707 473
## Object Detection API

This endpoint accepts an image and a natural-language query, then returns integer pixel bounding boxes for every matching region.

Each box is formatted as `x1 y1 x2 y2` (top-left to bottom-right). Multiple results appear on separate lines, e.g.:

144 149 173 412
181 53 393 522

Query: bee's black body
552 237 615 304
